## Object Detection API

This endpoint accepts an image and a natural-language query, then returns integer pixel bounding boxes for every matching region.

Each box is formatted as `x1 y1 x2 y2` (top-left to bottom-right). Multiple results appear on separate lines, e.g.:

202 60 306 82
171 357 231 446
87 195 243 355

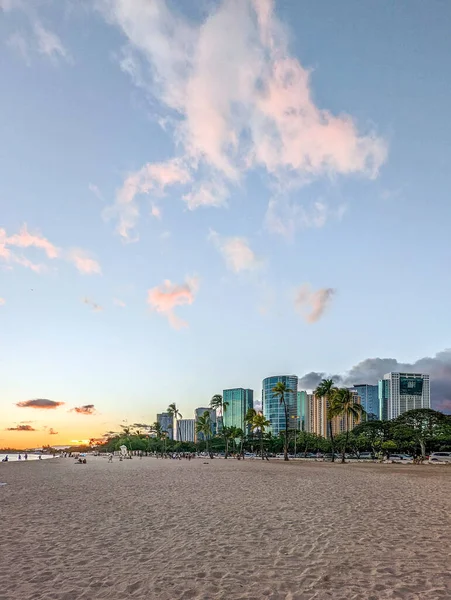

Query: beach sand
1 458 451 600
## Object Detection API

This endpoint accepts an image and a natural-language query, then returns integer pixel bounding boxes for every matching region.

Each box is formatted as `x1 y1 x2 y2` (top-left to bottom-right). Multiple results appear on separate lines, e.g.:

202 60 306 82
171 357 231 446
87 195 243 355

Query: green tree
167 403 183 442
196 411 213 457
314 379 337 462
296 431 324 457
381 440 397 458
272 381 293 461
351 420 390 457
328 387 365 463
392 408 448 458
250 412 271 459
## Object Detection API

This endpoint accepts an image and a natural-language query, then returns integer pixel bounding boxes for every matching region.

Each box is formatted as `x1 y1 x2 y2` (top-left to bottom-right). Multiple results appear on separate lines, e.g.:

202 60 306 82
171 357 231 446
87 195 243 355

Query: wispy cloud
6 31 30 64
16 399 64 410
101 0 386 238
48 427 58 435
266 199 347 238
67 249 101 275
147 276 199 329
34 21 69 62
89 183 104 201
2 3 70 64
106 158 191 240
0 298 5 306
208 230 261 273
113 298 126 308
6 424 36 431
295 284 336 323
71 404 96 415
83 298 103 312
0 225 101 275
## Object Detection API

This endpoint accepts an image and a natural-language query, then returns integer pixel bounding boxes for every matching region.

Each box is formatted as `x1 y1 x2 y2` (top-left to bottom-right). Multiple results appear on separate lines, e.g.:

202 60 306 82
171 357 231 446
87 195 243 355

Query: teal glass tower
223 388 254 432
262 375 298 436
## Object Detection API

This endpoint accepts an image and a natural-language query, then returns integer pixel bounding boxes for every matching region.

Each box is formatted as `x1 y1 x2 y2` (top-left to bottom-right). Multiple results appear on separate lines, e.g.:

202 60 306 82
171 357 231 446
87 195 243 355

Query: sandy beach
1 458 451 600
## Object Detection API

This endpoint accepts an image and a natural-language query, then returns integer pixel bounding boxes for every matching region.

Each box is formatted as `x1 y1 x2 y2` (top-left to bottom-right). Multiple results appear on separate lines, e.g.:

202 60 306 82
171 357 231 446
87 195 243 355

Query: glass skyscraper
262 375 298 436
297 391 310 431
353 384 380 420
223 388 254 432
156 412 173 439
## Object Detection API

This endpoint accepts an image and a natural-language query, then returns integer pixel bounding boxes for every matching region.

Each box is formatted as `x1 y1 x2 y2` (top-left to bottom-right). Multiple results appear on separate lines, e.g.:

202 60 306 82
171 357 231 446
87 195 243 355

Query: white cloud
6 31 30 64
295 284 336 323
209 230 261 273
100 0 387 237
33 21 69 62
113 298 126 307
0 298 5 306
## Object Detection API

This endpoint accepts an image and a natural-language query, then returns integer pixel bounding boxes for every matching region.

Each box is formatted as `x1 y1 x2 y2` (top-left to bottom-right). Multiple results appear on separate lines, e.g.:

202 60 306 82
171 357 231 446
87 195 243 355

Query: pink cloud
113 298 126 308
67 249 101 275
0 225 100 276
102 0 387 236
147 276 199 329
295 284 336 323
6 224 59 258
0 298 5 306
107 158 191 240
209 230 261 273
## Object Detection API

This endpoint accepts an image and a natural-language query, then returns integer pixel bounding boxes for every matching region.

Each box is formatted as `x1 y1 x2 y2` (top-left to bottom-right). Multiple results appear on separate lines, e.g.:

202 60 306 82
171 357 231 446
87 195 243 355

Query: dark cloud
16 399 64 409
299 349 451 413
71 404 96 415
6 424 36 431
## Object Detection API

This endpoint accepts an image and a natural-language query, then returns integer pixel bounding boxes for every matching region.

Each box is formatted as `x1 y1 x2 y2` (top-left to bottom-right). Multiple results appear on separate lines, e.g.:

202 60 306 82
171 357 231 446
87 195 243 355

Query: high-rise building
156 412 173 439
379 373 430 420
262 375 298 436
309 390 361 438
297 391 311 432
194 407 217 441
223 388 254 432
352 384 380 420
177 419 195 443
309 395 327 437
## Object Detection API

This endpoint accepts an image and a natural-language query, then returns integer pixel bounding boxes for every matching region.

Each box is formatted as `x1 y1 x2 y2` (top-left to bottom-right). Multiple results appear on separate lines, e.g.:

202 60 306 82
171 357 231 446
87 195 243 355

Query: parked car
358 452 373 459
429 452 451 463
389 454 413 463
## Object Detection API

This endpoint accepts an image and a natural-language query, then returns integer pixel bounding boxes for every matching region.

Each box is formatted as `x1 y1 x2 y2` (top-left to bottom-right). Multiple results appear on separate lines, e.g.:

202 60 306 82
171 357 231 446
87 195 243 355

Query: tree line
94 380 451 461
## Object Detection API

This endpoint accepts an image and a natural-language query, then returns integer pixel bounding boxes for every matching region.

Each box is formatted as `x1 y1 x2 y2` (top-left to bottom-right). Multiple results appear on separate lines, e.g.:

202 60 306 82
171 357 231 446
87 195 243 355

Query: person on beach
2 455 8 462
24 453 28 460
18 455 22 460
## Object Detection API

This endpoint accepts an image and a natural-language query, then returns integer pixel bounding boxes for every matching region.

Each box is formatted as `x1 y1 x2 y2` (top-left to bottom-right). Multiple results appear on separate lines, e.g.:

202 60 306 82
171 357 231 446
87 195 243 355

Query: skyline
2 0 451 448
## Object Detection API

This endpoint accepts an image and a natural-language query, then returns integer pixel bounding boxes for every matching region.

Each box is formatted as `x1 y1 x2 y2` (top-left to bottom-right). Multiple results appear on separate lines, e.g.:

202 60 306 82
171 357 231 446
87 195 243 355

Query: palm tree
250 412 271 460
150 421 165 455
210 394 230 457
167 403 183 442
221 426 233 458
328 388 365 463
314 378 337 462
196 411 212 457
272 381 293 461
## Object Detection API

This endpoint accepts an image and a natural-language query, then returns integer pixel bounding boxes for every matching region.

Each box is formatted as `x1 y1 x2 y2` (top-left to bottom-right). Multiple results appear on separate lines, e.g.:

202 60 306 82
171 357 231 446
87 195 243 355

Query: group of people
1 453 31 462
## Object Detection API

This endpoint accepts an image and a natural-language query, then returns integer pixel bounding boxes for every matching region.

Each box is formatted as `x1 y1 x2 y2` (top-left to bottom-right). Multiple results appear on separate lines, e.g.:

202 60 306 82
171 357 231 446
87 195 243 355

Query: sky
1 0 451 448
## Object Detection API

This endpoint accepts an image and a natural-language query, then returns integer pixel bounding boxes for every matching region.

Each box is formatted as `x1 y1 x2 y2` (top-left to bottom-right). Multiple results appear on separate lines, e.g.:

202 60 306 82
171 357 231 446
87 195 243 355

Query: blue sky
2 0 451 445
